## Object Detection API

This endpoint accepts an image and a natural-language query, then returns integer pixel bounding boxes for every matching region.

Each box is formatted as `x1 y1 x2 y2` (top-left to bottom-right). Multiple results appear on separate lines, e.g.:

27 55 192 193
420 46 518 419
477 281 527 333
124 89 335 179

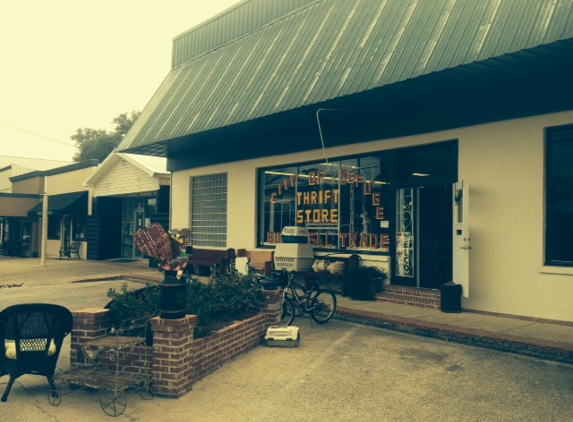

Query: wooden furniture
0 303 73 402
59 241 81 260
186 247 236 276
237 249 275 276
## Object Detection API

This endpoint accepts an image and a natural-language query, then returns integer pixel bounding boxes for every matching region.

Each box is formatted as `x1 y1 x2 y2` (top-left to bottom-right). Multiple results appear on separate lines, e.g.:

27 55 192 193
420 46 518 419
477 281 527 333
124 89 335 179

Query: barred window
191 173 227 247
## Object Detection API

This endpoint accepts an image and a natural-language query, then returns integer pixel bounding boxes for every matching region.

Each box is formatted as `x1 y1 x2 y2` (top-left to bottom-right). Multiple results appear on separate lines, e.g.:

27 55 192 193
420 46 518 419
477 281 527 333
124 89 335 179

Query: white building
116 0 573 321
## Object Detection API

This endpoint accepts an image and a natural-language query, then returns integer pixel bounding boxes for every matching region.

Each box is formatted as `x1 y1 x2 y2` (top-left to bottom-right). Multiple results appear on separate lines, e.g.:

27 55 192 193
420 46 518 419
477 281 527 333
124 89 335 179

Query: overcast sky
0 0 241 162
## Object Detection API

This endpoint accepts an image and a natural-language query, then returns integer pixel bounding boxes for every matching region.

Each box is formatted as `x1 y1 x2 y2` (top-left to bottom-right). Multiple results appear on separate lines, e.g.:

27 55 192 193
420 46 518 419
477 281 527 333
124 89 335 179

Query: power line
0 122 76 148
0 97 85 123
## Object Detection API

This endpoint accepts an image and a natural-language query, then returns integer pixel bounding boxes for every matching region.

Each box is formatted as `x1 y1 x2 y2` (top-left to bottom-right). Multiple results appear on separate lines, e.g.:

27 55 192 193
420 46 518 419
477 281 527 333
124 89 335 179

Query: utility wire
0 97 85 123
0 122 75 148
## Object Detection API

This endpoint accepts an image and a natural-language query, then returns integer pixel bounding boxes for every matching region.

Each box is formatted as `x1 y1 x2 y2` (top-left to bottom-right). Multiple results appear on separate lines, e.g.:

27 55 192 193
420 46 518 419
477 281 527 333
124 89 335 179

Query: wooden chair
59 241 81 260
0 303 73 402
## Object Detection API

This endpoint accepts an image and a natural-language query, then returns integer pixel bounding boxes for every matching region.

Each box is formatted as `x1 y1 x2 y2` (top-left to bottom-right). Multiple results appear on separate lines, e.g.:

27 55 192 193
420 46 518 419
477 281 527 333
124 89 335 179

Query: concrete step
376 285 441 309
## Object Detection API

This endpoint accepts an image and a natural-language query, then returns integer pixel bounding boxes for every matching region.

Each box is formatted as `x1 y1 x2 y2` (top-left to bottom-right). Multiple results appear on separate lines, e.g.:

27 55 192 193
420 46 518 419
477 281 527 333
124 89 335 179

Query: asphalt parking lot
2 316 573 421
2 258 573 421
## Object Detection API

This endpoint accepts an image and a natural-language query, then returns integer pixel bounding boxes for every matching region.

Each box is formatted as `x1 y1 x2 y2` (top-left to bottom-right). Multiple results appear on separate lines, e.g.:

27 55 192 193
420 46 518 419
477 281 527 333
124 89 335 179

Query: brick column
261 289 283 326
70 308 109 368
150 315 197 398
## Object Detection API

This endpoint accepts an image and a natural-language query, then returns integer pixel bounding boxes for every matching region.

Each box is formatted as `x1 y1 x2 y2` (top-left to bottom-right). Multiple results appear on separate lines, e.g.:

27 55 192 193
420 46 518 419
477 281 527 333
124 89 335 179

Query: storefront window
259 155 391 252
258 141 457 254
48 216 61 240
19 222 31 250
74 215 87 240
546 124 573 266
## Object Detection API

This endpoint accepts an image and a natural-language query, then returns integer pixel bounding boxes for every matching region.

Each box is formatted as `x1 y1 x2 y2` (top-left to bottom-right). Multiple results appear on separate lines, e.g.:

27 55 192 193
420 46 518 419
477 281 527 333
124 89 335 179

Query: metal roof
117 0 573 161
9 160 99 182
0 156 72 173
172 0 317 68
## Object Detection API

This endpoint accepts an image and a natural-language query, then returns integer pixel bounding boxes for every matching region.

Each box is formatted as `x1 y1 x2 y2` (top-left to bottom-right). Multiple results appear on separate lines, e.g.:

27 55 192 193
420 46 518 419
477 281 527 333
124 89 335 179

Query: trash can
440 281 462 313
159 271 187 319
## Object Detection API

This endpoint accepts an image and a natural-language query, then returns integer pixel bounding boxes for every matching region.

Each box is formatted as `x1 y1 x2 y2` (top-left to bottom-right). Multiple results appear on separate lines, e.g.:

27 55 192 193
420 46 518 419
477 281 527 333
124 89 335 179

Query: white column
40 176 48 266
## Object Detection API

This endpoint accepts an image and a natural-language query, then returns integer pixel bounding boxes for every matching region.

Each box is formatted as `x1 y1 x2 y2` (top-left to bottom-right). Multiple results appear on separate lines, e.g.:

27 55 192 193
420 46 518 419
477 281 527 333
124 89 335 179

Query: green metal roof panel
172 0 317 67
118 0 573 155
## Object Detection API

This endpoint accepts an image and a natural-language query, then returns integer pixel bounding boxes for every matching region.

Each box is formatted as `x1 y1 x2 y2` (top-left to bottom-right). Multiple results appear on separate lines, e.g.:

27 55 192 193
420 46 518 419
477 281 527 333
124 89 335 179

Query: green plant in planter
105 283 161 344
106 273 265 341
343 265 387 301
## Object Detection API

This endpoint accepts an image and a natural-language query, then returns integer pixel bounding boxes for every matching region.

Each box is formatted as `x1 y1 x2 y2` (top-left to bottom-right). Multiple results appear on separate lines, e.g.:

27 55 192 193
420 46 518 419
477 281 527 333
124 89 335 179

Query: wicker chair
0 303 73 402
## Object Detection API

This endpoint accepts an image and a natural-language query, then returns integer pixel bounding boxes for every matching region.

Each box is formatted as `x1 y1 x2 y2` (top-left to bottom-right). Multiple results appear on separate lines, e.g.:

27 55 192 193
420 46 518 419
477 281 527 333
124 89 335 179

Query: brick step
376 286 441 309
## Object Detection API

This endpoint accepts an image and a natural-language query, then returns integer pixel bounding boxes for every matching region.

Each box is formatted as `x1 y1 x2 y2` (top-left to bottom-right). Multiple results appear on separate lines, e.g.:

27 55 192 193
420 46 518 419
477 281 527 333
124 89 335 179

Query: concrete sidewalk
2 256 573 364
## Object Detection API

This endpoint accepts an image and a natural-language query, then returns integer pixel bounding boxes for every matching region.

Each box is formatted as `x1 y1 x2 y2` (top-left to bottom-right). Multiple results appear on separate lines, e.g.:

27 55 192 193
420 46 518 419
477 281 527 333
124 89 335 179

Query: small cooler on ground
265 326 300 347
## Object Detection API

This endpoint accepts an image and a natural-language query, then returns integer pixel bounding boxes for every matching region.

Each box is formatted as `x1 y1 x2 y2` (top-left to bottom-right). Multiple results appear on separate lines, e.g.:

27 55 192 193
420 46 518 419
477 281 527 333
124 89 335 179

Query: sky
0 0 242 162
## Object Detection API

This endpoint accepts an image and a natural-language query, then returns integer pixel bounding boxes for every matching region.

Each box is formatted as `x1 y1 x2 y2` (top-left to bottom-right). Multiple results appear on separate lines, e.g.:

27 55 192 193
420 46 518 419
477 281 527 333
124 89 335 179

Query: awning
27 191 88 217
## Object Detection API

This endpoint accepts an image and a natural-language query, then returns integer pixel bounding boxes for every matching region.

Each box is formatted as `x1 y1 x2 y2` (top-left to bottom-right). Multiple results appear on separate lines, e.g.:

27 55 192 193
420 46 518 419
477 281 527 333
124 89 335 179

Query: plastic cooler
274 226 314 271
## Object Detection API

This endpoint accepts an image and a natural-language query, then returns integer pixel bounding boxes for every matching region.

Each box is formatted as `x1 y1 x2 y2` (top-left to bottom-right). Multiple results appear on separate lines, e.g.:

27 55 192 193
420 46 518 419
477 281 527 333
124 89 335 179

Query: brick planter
70 289 283 398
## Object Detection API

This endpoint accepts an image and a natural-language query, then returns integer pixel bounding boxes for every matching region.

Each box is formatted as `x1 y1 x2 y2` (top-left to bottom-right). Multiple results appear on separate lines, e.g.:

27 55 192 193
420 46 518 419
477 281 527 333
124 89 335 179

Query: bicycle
264 269 337 326
243 259 305 313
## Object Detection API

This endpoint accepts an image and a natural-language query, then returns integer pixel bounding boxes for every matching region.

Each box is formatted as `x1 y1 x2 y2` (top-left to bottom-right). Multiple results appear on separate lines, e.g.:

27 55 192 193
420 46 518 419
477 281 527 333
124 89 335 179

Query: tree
72 110 141 162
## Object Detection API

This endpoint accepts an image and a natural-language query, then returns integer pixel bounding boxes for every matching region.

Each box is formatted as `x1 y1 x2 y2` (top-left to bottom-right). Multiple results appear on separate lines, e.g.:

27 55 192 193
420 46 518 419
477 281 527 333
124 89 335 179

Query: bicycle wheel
310 289 337 324
280 297 295 326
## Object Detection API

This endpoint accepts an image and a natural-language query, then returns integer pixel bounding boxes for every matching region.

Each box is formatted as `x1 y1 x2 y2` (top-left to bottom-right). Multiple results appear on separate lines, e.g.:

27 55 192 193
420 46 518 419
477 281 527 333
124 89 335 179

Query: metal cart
53 319 153 417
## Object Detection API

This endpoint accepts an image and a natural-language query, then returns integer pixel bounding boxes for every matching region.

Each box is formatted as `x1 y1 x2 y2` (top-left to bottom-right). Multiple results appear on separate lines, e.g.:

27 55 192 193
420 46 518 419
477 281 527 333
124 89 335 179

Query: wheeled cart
53 321 153 417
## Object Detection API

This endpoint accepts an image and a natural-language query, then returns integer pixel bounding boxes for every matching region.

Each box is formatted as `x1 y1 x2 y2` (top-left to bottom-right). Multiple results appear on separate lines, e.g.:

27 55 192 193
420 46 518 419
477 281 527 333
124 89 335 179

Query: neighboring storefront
116 0 573 321
0 156 72 256
84 153 170 260
6 160 97 259
0 193 41 257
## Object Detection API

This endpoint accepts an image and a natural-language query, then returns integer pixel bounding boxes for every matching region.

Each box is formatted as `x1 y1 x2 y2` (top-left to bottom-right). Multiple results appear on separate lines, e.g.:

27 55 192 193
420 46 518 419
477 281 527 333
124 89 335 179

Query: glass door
393 185 453 289
61 215 72 253
394 187 417 286
133 210 144 258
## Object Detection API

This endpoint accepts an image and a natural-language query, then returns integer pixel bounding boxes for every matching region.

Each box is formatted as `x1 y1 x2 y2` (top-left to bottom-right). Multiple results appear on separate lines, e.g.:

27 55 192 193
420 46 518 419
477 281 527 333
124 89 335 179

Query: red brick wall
190 314 265 384
70 289 283 398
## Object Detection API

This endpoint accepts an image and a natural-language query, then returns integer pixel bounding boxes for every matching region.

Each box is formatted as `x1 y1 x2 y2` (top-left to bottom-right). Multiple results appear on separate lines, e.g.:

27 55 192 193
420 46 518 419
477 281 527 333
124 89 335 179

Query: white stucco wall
46 239 87 260
171 110 573 321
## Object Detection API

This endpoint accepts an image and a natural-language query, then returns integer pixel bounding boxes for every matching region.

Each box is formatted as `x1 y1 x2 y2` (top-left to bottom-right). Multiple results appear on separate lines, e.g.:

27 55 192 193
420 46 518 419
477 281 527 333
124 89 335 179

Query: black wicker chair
0 303 73 402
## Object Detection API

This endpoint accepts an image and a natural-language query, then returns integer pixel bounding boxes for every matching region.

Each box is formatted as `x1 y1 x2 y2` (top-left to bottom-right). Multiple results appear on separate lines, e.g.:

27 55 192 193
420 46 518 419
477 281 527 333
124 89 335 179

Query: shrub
106 274 264 340
105 283 160 344
185 274 263 338
342 265 387 301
